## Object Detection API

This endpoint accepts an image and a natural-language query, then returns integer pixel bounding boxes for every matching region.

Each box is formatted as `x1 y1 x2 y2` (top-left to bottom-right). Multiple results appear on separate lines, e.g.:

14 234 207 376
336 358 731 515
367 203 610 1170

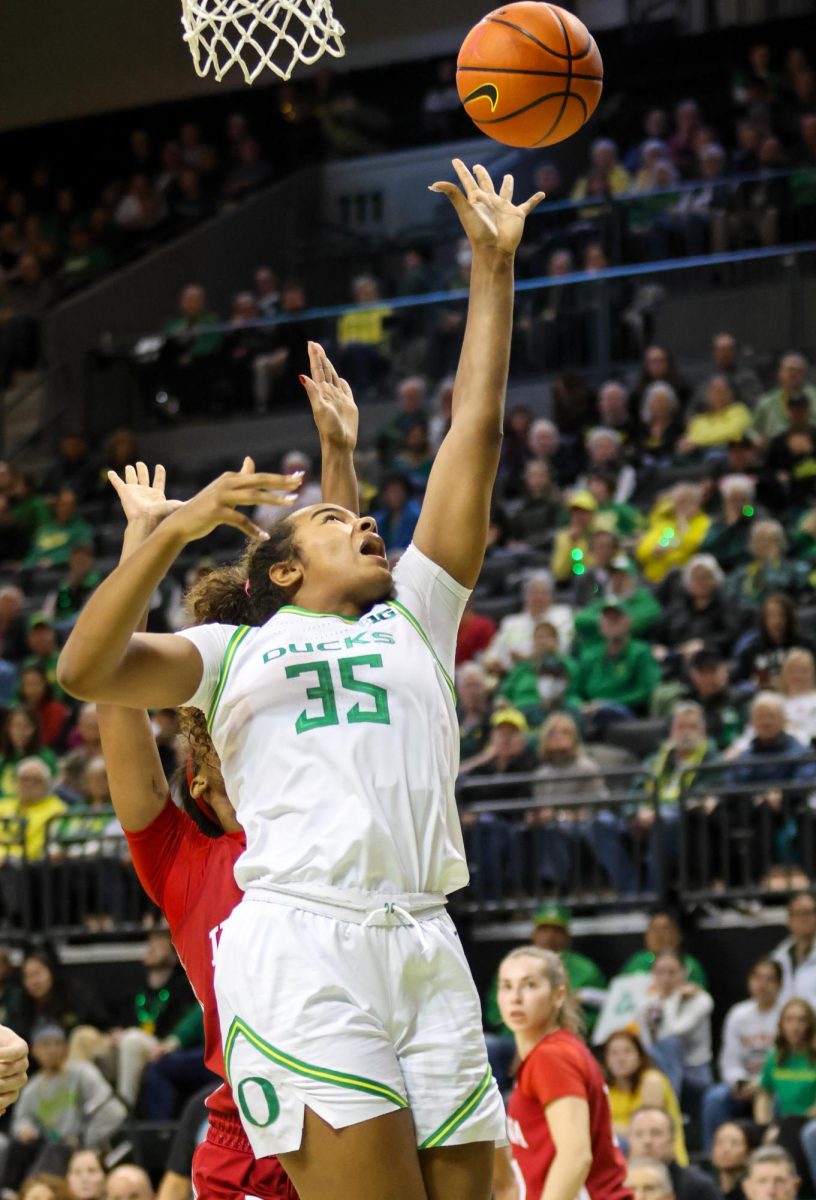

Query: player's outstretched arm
57 462 302 707
541 1096 593 1200
302 341 361 516
0 1026 28 1114
97 464 178 832
413 159 544 587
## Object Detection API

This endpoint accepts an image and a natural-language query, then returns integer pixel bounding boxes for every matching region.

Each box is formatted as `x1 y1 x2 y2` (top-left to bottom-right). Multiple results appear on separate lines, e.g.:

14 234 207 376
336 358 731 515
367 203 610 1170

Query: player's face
497 955 565 1036
285 505 393 609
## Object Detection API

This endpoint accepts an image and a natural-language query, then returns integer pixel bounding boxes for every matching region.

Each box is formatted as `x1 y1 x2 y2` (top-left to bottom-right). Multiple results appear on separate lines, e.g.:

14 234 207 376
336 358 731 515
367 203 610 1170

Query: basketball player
494 947 632 1200
57 160 545 1200
93 341 360 1200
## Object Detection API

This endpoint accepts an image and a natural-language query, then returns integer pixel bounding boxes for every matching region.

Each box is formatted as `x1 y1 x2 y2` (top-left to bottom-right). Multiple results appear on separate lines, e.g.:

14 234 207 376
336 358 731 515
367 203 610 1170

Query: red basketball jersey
506 1028 632 1200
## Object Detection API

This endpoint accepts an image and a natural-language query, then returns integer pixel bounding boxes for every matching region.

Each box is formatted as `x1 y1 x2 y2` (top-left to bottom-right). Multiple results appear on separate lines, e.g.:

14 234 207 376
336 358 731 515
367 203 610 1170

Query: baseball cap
610 555 637 575
533 903 571 930
31 1021 66 1044
569 490 597 512
28 613 53 631
601 596 627 612
691 646 725 670
490 708 529 733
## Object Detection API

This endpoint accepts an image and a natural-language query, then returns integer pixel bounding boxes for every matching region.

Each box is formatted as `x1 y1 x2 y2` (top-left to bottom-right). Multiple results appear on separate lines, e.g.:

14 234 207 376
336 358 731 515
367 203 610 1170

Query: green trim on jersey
278 605 359 624
207 625 251 728
419 1067 493 1148
390 600 456 702
224 1016 409 1109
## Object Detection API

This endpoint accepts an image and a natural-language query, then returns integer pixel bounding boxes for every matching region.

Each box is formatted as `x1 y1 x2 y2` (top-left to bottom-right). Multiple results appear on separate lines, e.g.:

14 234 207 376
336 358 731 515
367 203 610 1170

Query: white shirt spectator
782 692 816 748
718 997 782 1085
488 605 573 665
773 936 816 1004
636 986 714 1068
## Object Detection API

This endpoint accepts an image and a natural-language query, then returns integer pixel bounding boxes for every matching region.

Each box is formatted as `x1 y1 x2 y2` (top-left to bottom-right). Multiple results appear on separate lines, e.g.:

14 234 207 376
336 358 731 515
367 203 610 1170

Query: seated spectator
619 911 708 987
693 332 763 411
654 144 732 257
702 958 783 1148
625 1158 675 1200
652 646 745 750
392 420 435 492
371 473 421 554
221 292 269 411
0 586 28 663
253 265 280 318
653 555 736 670
603 1030 687 1165
779 649 816 748
754 999 816 1192
113 174 167 234
677 376 752 454
0 707 57 799
571 137 632 203
336 275 392 394
634 951 714 1108
497 621 574 725
709 1122 752 1200
15 946 108 1045
65 1149 106 1200
627 1106 719 1200
456 662 493 759
527 416 582 488
510 460 562 548
700 474 757 571
725 692 816 879
0 758 66 866
597 380 637 448
159 284 224 415
636 702 718 892
18 664 70 752
567 600 661 737
459 708 538 782
376 377 427 466
43 544 100 634
735 593 816 689
636 484 711 583
571 528 620 606
70 930 196 1111
551 490 597 584
633 386 686 475
762 392 816 510
726 520 807 614
105 1166 154 1200
67 704 102 765
22 490 93 572
486 571 573 668
574 555 663 649
222 136 272 198
772 891 816 1005
753 352 816 442
741 1148 799 1200
60 227 112 292
3 1023 126 1190
0 254 53 386
585 470 641 539
40 434 98 503
498 404 534 496
631 345 692 412
455 598 496 666
579 428 637 504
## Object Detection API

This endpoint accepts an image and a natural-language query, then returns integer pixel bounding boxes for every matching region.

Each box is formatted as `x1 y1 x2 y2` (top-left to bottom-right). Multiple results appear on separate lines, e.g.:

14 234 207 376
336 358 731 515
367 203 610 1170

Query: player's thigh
278 1107 428 1200
419 1141 494 1200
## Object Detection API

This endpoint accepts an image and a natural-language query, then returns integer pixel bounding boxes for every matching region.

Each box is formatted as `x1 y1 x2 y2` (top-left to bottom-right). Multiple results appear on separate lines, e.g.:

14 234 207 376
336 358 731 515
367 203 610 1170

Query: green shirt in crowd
760 1048 816 1116
23 516 94 570
567 637 661 713
573 590 663 648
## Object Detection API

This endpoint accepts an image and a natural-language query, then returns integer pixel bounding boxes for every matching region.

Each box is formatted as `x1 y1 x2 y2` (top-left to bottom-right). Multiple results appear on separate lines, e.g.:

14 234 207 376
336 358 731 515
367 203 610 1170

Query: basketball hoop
180 0 346 85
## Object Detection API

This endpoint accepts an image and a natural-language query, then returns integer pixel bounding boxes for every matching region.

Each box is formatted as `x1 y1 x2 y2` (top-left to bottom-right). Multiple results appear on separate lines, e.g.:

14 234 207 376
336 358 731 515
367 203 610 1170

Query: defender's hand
430 159 545 256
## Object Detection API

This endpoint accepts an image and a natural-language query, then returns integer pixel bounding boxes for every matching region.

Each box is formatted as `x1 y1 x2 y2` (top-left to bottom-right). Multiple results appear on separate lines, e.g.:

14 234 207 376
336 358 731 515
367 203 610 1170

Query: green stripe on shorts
224 1016 409 1110
419 1066 494 1149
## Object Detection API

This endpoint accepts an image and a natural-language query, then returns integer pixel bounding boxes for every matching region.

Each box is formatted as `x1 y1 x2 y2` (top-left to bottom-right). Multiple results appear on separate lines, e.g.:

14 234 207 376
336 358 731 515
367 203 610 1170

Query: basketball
456 2 604 148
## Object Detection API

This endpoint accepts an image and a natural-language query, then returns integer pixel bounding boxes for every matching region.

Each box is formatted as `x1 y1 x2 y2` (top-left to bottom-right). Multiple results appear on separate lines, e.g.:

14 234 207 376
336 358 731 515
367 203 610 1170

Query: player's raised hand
0 1025 28 1114
300 341 359 453
108 462 183 529
430 159 545 256
163 459 302 544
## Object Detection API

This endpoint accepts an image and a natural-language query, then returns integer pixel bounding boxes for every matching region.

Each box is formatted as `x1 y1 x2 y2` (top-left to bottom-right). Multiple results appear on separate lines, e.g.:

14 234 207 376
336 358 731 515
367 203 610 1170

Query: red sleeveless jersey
507 1028 632 1200
126 800 295 1200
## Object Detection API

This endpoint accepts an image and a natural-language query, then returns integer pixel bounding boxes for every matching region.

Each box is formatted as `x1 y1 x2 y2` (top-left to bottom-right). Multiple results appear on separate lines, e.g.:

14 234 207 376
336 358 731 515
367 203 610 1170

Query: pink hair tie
244 579 251 596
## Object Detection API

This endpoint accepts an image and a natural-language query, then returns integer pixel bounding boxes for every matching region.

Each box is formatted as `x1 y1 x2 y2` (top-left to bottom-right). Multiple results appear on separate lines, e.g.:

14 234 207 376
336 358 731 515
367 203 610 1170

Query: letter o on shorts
237 1077 281 1127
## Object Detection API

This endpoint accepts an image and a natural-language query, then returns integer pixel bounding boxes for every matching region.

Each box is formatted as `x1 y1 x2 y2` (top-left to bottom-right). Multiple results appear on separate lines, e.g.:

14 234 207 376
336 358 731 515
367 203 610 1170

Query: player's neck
288 582 363 619
516 1020 561 1059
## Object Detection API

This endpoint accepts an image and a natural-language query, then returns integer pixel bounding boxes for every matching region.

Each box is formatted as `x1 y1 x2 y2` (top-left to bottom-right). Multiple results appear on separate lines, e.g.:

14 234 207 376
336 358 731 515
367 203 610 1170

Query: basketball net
180 0 346 84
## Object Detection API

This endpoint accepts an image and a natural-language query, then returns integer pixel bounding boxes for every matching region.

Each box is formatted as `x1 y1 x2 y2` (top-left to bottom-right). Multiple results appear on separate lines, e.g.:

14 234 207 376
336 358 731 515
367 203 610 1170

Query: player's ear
189 775 208 801
268 559 303 591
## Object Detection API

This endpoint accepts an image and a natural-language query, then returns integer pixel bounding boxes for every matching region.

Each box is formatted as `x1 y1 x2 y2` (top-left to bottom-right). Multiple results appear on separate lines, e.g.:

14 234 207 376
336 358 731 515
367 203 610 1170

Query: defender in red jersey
494 947 632 1200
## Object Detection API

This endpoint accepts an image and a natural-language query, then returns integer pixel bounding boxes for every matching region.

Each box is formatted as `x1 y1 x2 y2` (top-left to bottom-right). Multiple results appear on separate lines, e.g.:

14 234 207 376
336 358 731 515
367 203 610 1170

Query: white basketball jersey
179 544 470 897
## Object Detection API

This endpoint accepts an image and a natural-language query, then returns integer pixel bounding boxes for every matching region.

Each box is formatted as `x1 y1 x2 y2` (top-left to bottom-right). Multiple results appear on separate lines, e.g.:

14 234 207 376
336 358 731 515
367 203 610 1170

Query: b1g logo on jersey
507 1116 529 1149
236 1077 280 1127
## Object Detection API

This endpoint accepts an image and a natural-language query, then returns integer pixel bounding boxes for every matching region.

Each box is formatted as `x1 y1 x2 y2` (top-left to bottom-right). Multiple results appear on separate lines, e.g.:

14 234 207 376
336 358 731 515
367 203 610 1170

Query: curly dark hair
175 708 225 839
184 518 301 628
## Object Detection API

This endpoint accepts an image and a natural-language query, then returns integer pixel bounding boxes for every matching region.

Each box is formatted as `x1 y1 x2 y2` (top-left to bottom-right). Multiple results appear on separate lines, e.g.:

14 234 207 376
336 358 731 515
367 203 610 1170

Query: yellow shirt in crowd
0 795 67 861
608 1068 689 1166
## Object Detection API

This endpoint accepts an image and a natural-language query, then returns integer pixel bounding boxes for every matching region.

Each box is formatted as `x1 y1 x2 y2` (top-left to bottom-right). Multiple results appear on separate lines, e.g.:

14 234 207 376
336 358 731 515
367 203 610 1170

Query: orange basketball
457 2 604 148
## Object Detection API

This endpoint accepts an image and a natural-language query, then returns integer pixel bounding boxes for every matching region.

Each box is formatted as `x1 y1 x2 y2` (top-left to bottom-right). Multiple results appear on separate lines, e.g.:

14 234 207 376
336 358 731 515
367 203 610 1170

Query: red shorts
193 1113 297 1200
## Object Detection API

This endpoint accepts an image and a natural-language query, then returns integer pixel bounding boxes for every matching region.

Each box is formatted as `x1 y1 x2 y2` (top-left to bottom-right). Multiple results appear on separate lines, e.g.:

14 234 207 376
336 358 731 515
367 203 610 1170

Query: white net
180 0 346 85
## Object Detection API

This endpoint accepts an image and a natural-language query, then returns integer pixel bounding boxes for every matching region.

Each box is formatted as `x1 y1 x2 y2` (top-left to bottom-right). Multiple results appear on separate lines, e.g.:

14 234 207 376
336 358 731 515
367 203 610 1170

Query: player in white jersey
58 160 545 1200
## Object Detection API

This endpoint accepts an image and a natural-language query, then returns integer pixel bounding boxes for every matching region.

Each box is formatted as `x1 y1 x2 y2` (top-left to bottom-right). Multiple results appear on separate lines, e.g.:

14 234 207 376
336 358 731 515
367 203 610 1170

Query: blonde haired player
57 160 544 1200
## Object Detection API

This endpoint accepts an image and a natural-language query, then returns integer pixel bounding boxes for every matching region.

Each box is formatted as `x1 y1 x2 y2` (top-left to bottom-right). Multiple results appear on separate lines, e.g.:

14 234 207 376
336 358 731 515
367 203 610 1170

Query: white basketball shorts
214 887 506 1158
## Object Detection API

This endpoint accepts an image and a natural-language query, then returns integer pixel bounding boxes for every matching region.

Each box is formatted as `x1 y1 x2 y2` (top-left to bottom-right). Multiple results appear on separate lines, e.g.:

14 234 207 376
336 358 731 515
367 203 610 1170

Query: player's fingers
519 190 547 216
500 174 515 201
299 373 321 408
223 511 272 541
306 341 323 382
107 470 126 496
230 472 302 493
239 457 256 476
152 463 167 493
451 157 479 194
124 465 137 486
135 462 151 487
428 182 468 220
473 163 497 194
